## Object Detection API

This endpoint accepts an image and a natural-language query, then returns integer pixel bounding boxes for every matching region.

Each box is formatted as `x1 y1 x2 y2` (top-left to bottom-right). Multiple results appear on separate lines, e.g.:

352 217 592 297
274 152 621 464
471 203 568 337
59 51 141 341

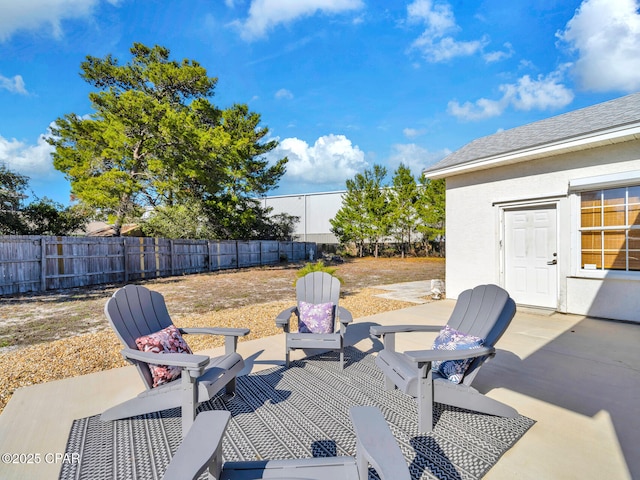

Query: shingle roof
424 92 640 177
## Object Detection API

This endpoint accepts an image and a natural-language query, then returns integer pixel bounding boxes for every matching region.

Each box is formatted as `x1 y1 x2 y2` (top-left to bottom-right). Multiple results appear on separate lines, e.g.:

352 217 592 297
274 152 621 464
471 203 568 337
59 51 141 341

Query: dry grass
0 257 445 414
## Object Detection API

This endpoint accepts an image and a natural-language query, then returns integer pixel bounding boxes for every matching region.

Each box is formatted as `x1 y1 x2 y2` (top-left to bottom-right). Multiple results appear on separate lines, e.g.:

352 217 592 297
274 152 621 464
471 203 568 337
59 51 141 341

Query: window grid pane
579 186 640 272
581 191 601 207
628 230 640 271
581 231 602 269
581 207 601 227
603 231 626 270
603 206 625 226
628 186 640 204
603 188 626 206
629 205 640 226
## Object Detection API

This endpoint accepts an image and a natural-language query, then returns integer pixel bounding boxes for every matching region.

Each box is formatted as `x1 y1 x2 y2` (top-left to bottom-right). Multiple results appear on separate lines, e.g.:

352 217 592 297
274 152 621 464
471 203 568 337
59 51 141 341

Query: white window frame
569 170 640 279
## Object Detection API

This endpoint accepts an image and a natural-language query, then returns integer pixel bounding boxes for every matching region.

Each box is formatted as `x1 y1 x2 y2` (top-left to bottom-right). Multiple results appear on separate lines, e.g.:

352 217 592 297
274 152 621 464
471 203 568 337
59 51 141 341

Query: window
580 186 640 271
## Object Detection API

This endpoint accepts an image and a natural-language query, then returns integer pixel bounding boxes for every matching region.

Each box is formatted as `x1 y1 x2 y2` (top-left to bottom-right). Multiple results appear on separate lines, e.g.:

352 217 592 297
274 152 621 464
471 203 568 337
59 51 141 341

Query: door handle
547 259 557 265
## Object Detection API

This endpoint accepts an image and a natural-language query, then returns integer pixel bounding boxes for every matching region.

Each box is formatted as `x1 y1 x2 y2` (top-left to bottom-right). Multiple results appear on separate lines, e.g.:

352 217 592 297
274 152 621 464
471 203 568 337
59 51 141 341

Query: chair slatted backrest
105 284 174 389
445 284 516 385
296 271 341 305
295 272 341 332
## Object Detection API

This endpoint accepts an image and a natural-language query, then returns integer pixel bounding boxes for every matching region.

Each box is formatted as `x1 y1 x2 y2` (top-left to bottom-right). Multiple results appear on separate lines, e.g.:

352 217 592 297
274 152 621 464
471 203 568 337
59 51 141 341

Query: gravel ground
0 257 445 414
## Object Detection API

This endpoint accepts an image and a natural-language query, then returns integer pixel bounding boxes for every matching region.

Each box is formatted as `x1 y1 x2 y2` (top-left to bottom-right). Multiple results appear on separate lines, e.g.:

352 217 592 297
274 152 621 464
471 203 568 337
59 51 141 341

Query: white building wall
445 140 640 322
262 191 345 243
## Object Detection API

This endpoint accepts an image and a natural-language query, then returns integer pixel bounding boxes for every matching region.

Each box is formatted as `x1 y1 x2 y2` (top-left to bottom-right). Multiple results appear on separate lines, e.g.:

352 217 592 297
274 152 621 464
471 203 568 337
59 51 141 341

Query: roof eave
424 123 640 180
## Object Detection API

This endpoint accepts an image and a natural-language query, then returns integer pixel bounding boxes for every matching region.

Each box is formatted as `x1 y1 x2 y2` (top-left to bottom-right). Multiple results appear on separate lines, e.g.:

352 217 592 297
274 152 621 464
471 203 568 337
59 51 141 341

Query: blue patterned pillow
298 301 335 334
431 325 484 384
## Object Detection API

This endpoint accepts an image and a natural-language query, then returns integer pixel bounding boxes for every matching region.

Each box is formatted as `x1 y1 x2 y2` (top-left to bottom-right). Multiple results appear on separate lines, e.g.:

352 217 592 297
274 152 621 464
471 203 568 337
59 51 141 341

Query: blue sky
1 0 640 206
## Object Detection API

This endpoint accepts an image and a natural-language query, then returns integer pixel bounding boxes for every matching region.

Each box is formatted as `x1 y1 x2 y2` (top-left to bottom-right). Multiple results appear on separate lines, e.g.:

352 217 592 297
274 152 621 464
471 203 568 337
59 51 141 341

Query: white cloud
448 71 574 121
0 131 57 179
407 0 488 62
557 0 640 92
403 127 427 138
483 42 514 63
270 134 367 184
387 143 450 175
407 0 456 36
275 88 294 100
0 74 27 94
503 72 574 111
233 0 363 41
0 0 120 42
447 97 506 121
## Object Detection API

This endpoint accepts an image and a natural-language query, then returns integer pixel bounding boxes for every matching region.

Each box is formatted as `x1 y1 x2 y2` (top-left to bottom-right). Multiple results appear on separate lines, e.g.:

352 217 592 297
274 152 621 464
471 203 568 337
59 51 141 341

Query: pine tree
331 165 389 257
388 164 420 257
49 43 286 238
417 177 446 256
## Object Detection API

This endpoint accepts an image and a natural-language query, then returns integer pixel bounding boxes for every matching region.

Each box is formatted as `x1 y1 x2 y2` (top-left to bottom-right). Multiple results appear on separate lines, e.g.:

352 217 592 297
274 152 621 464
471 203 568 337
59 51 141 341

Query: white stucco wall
444 140 640 322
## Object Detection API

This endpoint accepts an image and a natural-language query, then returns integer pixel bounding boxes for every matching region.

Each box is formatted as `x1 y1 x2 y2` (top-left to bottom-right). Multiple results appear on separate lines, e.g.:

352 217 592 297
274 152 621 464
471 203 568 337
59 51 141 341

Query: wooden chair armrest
336 306 353 324
180 327 250 337
369 324 442 337
162 411 230 480
180 327 250 355
350 406 410 480
404 346 495 368
369 325 442 353
121 348 209 377
275 306 298 328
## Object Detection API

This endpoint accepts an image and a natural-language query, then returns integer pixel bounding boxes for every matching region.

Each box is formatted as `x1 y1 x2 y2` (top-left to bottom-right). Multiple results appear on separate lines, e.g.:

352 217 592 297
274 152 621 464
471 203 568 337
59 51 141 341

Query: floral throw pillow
298 301 335 334
135 324 193 388
431 325 484 384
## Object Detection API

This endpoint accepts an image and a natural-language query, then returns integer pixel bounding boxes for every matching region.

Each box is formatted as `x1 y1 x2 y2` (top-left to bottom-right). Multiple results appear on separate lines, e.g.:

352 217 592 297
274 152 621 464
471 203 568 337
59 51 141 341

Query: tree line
0 165 85 235
2 42 445 248
330 164 445 257
45 42 292 240
2 43 299 239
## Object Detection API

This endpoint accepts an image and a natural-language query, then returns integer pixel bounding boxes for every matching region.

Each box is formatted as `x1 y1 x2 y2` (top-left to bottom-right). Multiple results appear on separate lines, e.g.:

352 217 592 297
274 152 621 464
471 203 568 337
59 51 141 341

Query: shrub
295 260 343 284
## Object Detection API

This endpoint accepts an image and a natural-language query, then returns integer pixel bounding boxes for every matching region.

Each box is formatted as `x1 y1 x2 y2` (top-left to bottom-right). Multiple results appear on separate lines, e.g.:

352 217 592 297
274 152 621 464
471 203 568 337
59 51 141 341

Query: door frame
497 200 560 309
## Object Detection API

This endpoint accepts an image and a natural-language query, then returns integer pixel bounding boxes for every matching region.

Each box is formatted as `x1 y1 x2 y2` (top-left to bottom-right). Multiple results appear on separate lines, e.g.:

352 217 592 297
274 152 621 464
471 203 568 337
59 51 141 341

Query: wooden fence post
154 237 161 278
40 237 47 292
123 238 128 283
170 240 175 276
208 241 213 272
56 237 64 277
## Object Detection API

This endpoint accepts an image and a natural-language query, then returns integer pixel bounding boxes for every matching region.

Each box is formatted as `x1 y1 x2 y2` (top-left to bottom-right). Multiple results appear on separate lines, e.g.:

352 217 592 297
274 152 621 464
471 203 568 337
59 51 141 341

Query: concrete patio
0 299 638 479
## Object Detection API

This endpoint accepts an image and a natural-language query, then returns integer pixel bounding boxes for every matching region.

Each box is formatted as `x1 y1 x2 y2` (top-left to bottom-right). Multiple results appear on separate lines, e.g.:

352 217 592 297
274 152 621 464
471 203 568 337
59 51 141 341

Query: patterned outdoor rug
60 347 534 480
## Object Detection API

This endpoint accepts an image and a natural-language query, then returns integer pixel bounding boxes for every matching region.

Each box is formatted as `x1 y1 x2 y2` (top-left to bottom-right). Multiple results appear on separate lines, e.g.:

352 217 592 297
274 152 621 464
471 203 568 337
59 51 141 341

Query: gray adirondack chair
162 406 410 480
275 271 353 368
101 284 249 436
370 284 518 433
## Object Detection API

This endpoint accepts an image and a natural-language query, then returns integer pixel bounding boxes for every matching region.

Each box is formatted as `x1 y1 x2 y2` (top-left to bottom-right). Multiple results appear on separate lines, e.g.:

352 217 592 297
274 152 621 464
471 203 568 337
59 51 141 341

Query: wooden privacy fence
0 236 316 296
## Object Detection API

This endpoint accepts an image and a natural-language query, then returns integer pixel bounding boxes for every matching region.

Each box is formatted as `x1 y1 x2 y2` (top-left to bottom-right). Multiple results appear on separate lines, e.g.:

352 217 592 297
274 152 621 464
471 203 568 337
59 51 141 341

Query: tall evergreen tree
331 165 388 257
417 177 446 256
388 164 420 257
0 164 28 234
0 164 85 235
330 181 369 256
49 43 286 238
20 198 86 235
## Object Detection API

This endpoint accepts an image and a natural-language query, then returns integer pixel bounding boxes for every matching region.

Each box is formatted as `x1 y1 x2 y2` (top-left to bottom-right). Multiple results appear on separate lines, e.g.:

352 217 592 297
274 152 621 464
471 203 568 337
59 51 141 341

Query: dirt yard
0 257 445 413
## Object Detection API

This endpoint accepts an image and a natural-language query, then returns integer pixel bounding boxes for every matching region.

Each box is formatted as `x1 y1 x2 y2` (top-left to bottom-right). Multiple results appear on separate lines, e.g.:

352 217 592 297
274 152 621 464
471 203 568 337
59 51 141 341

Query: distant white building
261 191 345 244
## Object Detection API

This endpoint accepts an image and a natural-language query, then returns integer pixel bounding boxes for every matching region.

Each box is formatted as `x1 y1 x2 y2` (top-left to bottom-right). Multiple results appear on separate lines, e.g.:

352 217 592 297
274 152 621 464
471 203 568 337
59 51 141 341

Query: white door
504 206 558 308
